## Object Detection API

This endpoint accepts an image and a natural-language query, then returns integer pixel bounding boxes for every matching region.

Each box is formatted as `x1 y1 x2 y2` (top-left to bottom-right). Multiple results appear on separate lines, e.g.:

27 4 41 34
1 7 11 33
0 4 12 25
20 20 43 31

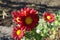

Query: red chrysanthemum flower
11 11 22 24
43 12 55 23
12 26 25 40
11 7 39 31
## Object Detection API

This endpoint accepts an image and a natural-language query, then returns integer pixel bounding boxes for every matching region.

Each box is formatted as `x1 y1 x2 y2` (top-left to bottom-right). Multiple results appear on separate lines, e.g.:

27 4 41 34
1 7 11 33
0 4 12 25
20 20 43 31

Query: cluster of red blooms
11 7 39 40
11 7 55 40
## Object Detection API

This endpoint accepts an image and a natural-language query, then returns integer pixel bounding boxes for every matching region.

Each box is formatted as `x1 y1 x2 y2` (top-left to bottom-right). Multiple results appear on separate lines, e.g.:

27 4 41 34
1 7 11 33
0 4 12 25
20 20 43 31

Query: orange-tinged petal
16 17 21 22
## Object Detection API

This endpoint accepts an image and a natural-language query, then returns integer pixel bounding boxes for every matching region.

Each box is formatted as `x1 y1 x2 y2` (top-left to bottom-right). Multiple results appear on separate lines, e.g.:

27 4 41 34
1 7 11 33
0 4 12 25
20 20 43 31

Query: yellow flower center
16 17 20 22
47 16 51 20
25 17 32 25
16 30 21 35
